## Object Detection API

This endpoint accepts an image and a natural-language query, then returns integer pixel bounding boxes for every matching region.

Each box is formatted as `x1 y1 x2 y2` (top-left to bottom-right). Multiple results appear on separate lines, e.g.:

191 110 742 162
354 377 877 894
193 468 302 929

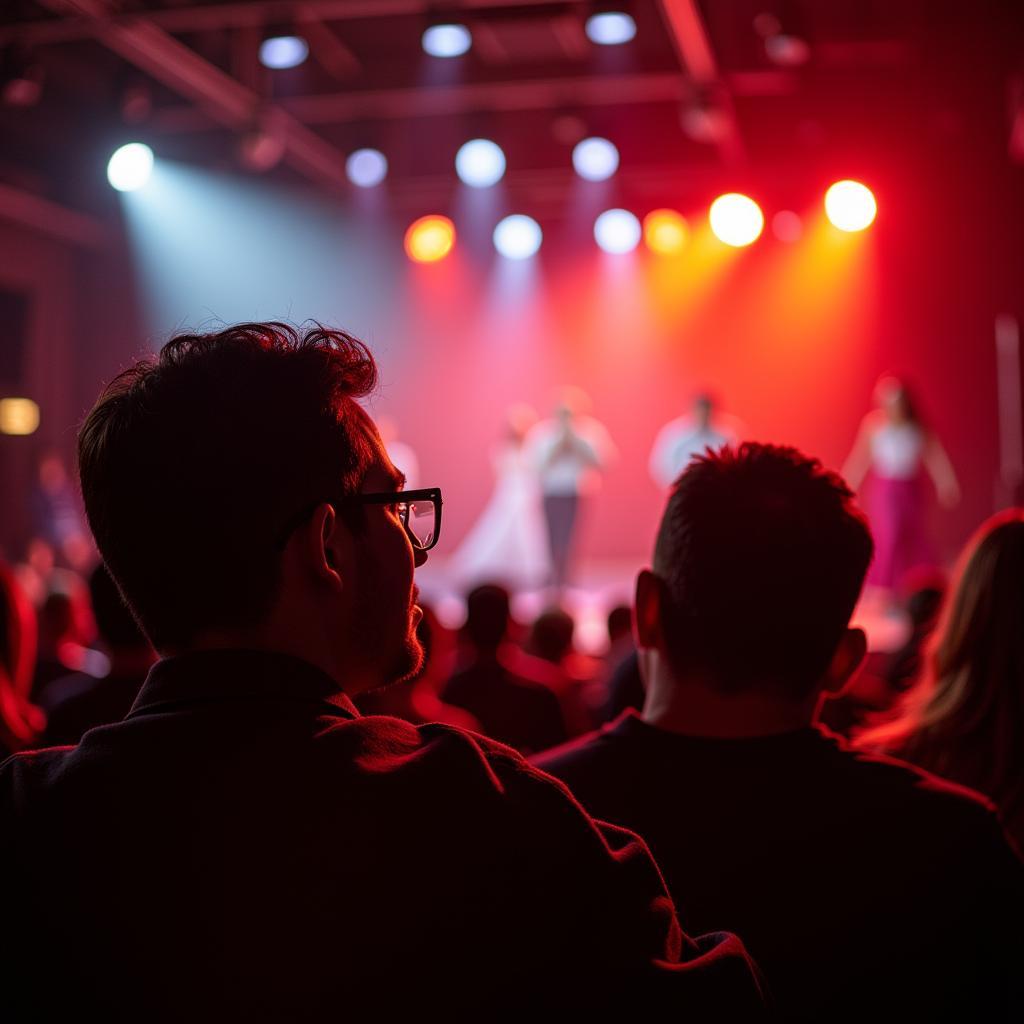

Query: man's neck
640 657 818 739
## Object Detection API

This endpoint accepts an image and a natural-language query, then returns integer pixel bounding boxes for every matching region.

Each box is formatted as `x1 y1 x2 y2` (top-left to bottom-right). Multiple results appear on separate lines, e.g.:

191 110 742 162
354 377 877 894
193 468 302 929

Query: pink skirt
866 475 936 591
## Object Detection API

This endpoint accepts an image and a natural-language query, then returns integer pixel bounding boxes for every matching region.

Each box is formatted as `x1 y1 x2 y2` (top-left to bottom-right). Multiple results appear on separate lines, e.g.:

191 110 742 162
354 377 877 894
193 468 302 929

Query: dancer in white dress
448 405 550 591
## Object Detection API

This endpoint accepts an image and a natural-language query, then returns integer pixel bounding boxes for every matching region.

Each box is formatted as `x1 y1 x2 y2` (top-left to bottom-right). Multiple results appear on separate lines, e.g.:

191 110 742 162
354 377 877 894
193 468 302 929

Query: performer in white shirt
842 376 959 594
527 389 616 590
649 393 742 489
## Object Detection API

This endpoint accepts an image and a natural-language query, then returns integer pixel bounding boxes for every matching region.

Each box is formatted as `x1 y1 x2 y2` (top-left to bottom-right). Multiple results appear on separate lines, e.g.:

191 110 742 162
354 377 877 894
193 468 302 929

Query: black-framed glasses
352 487 443 551
276 487 443 551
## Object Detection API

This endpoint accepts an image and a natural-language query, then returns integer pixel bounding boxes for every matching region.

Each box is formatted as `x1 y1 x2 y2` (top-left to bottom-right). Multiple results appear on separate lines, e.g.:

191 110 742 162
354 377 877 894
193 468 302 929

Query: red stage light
824 180 876 232
643 209 688 255
405 215 456 263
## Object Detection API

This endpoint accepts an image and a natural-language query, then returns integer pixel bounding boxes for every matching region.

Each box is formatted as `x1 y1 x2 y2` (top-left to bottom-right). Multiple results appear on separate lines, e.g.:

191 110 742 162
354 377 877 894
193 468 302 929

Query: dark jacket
1 650 762 1021
536 712 1024 1021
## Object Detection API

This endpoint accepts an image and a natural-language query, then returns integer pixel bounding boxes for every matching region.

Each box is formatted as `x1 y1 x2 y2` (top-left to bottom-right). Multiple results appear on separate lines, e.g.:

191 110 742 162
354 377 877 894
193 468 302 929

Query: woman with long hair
0 562 44 756
843 376 959 595
857 509 1024 848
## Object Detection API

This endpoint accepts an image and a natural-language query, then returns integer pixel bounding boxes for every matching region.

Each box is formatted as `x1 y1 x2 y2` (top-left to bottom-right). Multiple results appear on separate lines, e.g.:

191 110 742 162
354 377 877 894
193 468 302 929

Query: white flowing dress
447 443 550 591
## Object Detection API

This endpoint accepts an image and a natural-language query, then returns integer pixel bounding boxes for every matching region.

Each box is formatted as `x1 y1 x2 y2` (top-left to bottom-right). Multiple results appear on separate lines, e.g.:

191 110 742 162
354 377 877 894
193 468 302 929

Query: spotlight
259 36 309 70
107 143 154 192
585 12 637 46
643 209 688 255
346 148 388 188
493 215 542 260
771 210 803 243
824 180 876 232
594 209 641 254
422 23 472 58
709 193 763 247
0 397 39 436
455 139 506 188
405 215 456 263
572 137 619 182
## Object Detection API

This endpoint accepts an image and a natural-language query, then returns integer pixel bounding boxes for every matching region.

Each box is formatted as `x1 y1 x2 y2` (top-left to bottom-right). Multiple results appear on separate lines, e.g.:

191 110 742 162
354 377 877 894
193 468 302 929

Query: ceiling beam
2 0 568 44
150 71 688 133
34 0 348 188
656 0 744 166
0 181 108 248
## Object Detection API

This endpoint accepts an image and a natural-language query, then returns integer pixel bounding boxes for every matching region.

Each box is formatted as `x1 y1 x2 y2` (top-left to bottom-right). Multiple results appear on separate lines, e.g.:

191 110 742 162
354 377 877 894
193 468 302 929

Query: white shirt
649 416 737 488
527 416 615 496
871 423 925 480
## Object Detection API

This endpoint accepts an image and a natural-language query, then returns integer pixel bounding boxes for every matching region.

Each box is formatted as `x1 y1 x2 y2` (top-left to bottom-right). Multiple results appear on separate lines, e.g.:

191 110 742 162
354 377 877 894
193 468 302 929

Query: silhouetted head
640 442 873 700
606 604 633 647
78 322 427 692
530 607 575 664
463 584 511 653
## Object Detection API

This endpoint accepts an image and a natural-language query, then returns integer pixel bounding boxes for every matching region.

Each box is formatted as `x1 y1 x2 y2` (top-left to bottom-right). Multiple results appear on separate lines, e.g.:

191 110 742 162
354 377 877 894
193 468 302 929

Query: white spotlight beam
36 0 348 189
656 0 744 166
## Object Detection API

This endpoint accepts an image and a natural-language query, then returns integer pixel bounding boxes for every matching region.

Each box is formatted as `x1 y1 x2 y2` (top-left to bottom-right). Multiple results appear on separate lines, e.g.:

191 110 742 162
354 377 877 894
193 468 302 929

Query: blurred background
1 1 1022 630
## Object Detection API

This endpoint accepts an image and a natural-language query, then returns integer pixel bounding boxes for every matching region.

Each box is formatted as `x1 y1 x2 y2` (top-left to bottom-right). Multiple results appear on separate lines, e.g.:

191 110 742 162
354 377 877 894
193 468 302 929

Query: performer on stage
447 405 550 591
526 389 615 591
842 376 960 595
649 392 743 489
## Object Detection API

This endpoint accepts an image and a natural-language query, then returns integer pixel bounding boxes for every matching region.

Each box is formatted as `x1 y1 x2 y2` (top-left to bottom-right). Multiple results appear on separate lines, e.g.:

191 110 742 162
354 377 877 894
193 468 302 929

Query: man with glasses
0 323 761 1020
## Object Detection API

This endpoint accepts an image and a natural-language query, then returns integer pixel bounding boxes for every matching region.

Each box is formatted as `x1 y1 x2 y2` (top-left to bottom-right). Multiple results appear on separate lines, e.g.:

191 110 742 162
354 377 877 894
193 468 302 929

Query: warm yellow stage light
643 209 688 255
404 215 456 263
0 397 40 436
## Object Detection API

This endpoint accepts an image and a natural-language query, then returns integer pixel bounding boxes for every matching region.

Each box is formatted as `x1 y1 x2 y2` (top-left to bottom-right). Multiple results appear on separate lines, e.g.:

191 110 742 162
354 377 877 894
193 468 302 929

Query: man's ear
290 503 345 594
634 569 663 649
821 626 868 695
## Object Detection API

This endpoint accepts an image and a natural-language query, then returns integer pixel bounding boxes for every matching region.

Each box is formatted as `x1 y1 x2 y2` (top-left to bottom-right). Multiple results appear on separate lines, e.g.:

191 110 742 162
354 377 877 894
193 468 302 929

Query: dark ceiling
1 1 1022 225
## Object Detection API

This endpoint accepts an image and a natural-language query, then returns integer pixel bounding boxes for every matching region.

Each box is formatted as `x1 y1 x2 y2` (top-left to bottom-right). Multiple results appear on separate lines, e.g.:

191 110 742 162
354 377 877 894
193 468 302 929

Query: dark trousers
543 493 579 588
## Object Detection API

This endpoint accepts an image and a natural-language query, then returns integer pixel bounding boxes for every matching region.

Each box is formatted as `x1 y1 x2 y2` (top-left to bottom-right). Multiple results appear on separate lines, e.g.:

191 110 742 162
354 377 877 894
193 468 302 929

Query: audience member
858 508 1024 851
527 606 598 735
443 584 569 753
536 443 1024 1020
0 564 43 757
819 572 946 737
41 563 155 746
30 578 98 703
0 323 761 1020
601 604 644 723
356 604 480 731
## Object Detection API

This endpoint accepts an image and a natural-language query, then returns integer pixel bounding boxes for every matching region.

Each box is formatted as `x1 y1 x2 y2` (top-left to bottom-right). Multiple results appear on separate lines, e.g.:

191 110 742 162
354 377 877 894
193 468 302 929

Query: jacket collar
128 648 360 719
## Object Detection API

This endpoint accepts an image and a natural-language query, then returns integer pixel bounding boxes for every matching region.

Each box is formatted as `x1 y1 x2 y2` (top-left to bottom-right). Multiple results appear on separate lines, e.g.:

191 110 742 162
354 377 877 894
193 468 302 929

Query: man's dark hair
653 442 873 697
463 584 511 652
78 323 378 651
89 562 149 651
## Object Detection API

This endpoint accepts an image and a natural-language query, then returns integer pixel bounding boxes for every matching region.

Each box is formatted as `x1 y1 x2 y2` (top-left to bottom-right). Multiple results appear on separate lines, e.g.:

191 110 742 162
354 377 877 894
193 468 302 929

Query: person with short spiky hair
537 442 1024 1020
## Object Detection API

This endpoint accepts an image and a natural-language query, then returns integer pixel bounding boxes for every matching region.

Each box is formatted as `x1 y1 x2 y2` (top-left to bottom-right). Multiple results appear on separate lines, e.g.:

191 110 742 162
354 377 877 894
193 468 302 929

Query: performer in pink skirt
843 377 960 593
